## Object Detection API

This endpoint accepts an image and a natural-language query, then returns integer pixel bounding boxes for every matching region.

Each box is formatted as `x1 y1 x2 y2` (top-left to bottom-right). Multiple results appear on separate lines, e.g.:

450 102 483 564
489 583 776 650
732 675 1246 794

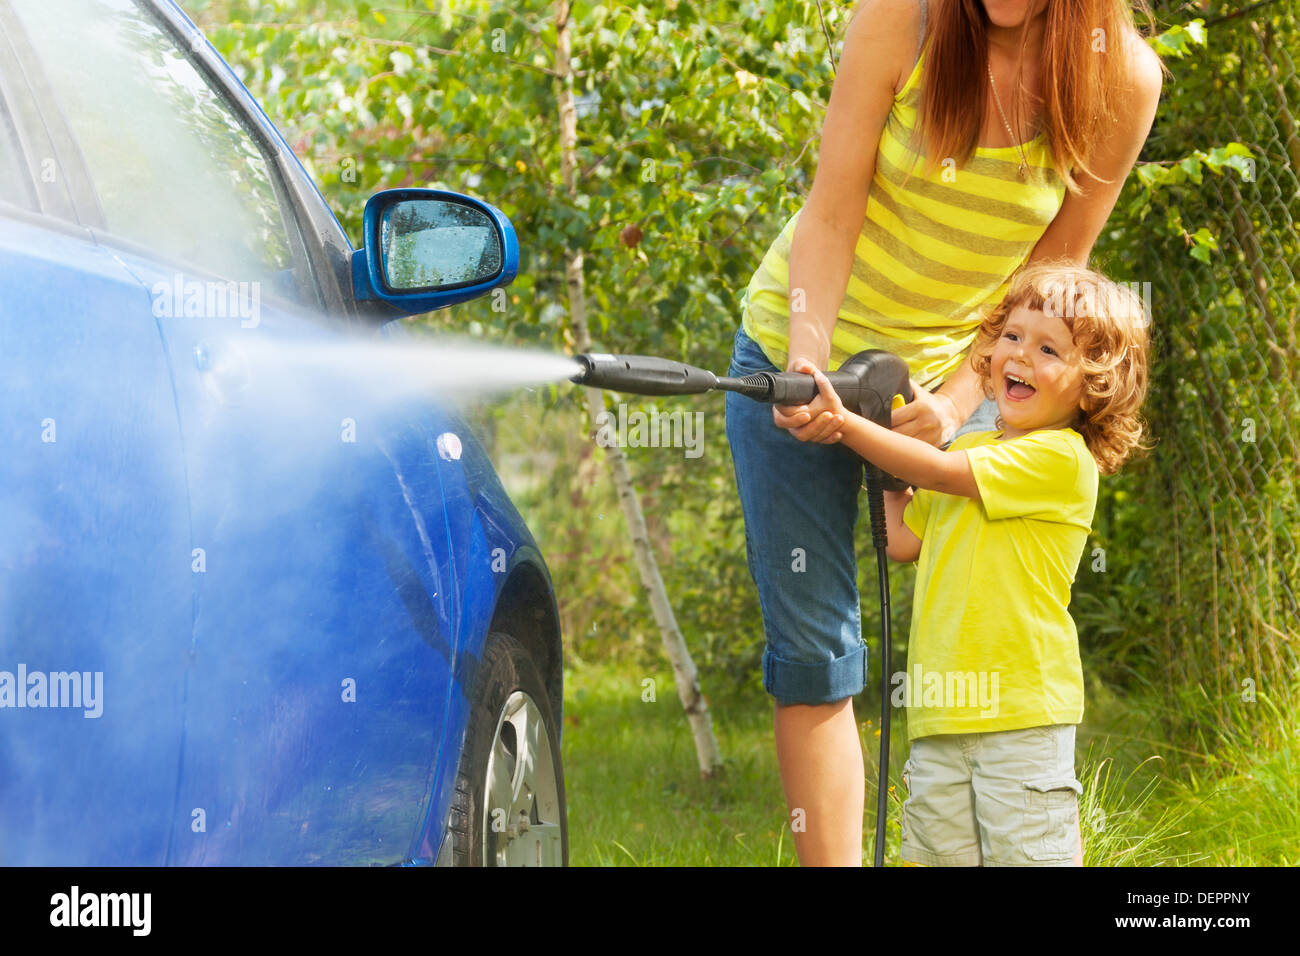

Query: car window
8 0 311 304
0 99 33 209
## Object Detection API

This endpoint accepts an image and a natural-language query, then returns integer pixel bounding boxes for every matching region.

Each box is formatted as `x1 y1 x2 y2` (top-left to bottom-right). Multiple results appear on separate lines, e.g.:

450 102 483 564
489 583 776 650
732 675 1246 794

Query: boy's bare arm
884 489 922 562
845 416 980 500
777 360 982 499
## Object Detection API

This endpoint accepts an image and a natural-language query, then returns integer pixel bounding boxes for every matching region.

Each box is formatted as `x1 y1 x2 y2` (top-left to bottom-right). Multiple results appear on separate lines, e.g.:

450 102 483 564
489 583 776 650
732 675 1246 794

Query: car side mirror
351 189 519 315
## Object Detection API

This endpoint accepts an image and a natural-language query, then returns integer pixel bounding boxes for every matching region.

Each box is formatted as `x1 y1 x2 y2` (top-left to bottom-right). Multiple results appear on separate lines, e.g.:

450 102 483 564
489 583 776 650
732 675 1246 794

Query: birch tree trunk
553 0 724 778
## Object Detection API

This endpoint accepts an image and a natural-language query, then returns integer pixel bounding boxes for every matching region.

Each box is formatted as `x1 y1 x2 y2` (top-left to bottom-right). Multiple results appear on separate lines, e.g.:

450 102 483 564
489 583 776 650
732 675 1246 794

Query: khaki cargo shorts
900 724 1083 867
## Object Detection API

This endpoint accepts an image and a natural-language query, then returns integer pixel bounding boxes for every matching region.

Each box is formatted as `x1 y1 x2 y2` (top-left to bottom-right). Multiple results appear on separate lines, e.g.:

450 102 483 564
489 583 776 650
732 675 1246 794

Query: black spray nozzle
572 348 912 428
570 352 720 396
573 347 915 490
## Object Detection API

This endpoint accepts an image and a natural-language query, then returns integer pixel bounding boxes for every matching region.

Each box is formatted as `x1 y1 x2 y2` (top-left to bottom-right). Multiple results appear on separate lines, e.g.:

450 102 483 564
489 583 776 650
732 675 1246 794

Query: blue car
0 0 567 865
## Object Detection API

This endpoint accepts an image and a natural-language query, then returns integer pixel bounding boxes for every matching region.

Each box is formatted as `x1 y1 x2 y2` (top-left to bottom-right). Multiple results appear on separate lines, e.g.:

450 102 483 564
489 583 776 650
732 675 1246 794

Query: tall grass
1077 752 1204 866
1156 692 1300 866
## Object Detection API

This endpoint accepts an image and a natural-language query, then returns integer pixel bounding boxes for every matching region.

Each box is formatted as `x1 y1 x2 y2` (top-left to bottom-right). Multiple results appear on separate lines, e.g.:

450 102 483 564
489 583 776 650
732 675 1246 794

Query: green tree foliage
191 1 1299 742
1081 0 1298 747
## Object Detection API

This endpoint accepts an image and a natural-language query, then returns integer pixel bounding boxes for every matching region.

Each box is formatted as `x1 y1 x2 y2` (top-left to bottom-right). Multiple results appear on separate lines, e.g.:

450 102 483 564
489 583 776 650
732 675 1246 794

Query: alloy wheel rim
482 690 563 866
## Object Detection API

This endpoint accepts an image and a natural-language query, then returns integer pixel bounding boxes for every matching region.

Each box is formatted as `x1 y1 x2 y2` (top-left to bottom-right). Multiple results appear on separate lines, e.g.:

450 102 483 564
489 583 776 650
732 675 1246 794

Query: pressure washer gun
571 348 913 867
569 350 912 483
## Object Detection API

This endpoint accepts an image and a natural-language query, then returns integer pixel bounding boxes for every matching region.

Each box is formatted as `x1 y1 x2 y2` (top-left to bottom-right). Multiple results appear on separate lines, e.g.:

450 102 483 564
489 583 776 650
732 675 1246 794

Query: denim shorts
723 324 997 705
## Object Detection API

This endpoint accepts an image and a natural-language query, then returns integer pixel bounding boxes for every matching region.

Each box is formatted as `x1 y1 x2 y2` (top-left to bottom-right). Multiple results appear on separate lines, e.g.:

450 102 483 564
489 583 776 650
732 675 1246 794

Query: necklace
987 62 1029 180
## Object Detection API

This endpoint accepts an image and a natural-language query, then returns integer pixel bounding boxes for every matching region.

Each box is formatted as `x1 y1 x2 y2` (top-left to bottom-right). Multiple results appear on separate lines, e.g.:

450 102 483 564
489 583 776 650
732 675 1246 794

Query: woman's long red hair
914 0 1163 194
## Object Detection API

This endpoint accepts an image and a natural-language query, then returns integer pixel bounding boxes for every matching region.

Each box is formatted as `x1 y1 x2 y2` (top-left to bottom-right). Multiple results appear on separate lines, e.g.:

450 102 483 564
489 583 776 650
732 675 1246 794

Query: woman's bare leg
774 697 865 866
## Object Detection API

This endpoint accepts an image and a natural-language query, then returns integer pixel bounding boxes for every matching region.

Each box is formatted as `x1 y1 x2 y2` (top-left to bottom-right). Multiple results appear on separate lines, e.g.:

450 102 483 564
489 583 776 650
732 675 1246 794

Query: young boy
782 261 1150 866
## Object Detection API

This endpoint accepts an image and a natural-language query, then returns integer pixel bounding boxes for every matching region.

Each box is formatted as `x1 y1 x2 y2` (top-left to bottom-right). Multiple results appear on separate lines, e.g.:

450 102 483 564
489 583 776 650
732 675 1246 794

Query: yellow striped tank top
740 41 1068 389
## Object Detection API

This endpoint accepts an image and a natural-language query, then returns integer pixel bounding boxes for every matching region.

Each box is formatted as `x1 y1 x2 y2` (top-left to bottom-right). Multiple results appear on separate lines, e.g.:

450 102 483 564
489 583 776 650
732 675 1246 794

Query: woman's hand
890 379 961 447
772 358 846 444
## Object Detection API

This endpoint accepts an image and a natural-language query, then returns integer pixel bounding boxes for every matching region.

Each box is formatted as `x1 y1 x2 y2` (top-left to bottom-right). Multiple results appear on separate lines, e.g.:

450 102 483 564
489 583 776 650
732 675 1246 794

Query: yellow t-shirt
900 427 1098 739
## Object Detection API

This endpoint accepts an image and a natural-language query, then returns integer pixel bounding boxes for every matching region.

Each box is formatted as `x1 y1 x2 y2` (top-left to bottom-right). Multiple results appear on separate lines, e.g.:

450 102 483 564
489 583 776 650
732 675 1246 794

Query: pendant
1017 163 1027 180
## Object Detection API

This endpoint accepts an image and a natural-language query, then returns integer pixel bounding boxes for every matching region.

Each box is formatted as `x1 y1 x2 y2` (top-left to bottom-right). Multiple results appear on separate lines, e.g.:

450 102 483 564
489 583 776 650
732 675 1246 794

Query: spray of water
224 333 584 407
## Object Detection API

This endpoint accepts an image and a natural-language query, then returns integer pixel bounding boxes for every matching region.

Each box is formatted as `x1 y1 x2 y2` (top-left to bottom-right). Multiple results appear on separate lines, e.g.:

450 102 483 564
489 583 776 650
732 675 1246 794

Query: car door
6 0 462 864
0 8 194 866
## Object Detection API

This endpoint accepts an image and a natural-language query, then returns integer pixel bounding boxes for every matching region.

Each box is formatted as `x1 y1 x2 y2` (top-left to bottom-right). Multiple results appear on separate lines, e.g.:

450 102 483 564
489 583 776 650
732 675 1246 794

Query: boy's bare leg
774 697 865 866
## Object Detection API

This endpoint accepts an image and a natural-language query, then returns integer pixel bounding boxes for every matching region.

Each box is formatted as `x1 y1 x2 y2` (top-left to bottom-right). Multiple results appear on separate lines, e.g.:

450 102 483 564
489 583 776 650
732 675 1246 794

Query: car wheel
443 630 568 866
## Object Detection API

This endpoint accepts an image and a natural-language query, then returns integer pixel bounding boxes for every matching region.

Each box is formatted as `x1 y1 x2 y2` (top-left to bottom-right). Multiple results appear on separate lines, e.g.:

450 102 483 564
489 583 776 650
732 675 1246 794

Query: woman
724 0 1164 866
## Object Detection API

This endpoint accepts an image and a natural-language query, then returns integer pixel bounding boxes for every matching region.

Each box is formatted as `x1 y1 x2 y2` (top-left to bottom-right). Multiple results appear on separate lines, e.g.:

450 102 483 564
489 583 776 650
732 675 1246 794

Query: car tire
443 630 568 866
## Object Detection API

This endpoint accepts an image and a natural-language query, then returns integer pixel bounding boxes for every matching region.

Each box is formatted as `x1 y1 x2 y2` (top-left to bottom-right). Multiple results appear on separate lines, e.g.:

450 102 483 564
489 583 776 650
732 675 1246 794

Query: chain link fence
1088 1 1299 743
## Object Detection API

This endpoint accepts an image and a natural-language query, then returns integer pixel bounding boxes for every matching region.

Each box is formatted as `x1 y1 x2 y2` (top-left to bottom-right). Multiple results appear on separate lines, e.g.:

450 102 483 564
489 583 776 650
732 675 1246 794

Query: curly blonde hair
969 261 1152 475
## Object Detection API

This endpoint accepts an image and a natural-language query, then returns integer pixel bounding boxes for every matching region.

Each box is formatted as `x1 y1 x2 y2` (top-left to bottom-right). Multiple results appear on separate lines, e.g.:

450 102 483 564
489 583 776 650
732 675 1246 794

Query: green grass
560 658 917 865
560 659 1298 866
1078 676 1300 867
1146 692 1299 866
560 659 805 866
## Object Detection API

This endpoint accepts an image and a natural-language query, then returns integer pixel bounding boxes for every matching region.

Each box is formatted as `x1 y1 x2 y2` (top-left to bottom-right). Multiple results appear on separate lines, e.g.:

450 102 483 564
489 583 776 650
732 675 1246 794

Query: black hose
865 467 892 868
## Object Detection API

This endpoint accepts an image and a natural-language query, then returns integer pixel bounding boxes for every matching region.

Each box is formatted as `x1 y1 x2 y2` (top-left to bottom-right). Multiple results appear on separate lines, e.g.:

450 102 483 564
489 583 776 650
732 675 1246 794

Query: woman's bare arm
783 0 920 374
1028 34 1164 265
776 0 924 442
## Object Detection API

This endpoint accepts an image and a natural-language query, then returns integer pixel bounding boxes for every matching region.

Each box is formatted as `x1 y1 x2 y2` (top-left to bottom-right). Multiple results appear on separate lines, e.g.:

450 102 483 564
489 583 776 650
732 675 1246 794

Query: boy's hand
773 358 846 444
